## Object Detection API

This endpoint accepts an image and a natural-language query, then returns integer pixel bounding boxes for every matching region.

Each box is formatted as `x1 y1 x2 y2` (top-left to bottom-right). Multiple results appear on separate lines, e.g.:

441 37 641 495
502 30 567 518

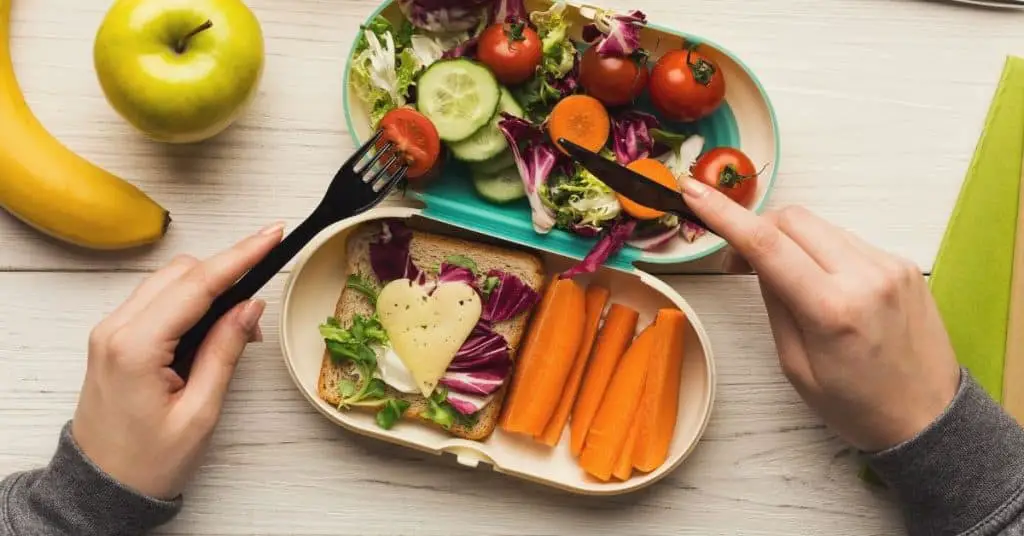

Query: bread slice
317 222 546 440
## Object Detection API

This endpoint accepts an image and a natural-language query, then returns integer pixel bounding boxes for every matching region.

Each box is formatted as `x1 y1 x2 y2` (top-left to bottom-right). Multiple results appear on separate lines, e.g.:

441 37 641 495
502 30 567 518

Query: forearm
868 368 1024 536
1 421 181 536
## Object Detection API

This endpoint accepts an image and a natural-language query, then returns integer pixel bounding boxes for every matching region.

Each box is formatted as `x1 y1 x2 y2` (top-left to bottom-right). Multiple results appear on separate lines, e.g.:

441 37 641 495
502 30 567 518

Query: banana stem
175 20 213 54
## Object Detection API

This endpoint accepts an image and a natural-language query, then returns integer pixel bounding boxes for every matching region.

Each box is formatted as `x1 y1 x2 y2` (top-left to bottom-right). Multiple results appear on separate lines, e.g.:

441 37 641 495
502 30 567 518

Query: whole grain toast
317 222 546 440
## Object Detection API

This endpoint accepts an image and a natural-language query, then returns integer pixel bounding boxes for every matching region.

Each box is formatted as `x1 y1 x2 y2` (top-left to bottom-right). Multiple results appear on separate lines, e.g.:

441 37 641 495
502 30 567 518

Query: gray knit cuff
868 369 1024 536
2 421 181 535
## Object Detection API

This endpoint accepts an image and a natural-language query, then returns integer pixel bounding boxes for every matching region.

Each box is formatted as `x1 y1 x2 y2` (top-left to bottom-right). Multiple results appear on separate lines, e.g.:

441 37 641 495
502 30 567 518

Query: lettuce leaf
541 164 622 232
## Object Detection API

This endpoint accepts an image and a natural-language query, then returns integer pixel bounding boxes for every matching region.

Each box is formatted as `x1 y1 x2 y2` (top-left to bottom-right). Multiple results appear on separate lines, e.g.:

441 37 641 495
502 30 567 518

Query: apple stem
175 20 213 54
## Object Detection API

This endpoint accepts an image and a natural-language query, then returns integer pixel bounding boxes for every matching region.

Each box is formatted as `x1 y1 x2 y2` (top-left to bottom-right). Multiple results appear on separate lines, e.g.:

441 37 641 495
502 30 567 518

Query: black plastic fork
170 130 407 381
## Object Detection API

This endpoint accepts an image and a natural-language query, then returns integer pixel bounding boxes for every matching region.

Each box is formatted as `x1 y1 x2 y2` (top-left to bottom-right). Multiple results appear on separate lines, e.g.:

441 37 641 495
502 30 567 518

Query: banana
0 0 169 250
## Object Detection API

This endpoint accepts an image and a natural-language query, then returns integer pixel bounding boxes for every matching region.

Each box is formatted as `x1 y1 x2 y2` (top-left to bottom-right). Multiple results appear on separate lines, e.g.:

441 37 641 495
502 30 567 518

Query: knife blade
558 138 706 228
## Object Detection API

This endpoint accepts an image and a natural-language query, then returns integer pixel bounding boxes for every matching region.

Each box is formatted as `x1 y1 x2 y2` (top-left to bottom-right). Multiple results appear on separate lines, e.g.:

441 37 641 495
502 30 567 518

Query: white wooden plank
0 272 902 535
1 0 1022 271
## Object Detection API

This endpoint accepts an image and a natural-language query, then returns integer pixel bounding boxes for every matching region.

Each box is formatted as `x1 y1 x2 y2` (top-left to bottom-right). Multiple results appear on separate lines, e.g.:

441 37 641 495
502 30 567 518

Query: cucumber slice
417 59 501 142
471 165 526 204
469 150 516 175
449 88 525 162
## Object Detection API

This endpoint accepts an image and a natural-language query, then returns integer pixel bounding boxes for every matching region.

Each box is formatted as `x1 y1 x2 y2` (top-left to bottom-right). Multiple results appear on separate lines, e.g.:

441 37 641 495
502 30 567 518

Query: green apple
94 0 264 144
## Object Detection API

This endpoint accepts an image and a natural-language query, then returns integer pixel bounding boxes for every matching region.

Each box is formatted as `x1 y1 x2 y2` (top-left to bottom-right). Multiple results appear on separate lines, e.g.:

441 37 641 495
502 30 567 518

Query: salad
350 0 762 275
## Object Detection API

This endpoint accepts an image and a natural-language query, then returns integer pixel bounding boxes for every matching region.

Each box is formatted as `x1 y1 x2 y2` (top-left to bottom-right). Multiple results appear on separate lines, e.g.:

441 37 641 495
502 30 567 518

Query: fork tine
357 141 394 174
372 165 408 193
347 130 385 169
365 153 400 183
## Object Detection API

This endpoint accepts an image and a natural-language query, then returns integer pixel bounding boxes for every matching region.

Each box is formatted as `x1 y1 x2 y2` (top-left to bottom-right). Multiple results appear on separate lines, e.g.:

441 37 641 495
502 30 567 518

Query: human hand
681 179 961 452
71 223 284 499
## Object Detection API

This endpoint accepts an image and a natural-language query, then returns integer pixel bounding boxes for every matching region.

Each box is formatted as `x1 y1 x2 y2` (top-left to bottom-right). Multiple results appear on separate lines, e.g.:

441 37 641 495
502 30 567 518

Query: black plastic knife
558 138 706 229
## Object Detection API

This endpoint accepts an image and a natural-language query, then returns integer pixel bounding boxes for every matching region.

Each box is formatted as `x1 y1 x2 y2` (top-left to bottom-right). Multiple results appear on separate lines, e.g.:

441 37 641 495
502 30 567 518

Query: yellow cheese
377 279 482 397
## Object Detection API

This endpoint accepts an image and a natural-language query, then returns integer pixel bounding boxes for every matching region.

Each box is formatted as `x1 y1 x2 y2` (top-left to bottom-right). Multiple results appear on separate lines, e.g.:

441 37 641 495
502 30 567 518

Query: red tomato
376 107 441 179
578 47 649 107
649 48 726 122
477 22 543 85
690 147 758 206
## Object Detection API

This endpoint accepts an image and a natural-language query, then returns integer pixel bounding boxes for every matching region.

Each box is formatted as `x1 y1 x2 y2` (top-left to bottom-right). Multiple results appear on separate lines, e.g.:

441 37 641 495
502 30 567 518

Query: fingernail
680 177 709 199
238 299 266 333
258 221 286 237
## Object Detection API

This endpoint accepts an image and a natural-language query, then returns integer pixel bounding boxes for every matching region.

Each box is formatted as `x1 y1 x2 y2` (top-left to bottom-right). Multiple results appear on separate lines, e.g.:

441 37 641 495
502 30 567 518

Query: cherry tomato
690 147 758 206
579 47 649 107
477 22 543 85
649 48 726 122
376 107 441 179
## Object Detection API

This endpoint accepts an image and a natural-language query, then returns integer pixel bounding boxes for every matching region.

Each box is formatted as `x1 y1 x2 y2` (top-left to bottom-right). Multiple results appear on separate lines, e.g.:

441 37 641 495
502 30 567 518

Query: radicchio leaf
626 223 678 250
581 9 647 57
369 220 425 284
498 114 558 233
561 219 638 279
569 222 603 237
437 263 476 286
481 270 541 323
611 110 660 165
396 0 488 32
681 219 708 243
440 370 506 396
492 0 527 24
449 323 511 371
446 391 495 414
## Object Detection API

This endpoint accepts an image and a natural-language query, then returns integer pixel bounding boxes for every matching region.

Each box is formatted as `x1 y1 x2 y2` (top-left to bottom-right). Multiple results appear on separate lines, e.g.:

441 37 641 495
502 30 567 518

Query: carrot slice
500 277 586 437
633 309 686 472
613 420 640 481
538 284 610 446
570 304 639 456
620 159 678 220
548 95 610 155
578 323 656 481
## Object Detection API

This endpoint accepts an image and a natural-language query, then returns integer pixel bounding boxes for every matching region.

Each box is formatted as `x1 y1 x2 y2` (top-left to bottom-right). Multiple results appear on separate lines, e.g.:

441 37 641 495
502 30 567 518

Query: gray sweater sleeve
868 368 1024 536
0 421 180 536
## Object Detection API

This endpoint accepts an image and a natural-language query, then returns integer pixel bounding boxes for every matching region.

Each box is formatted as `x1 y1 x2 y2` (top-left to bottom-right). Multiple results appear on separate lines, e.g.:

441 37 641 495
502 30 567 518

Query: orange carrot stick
578 323 656 481
499 276 557 430
538 284 610 446
612 420 639 481
548 95 610 155
501 278 586 437
569 304 639 456
633 309 686 472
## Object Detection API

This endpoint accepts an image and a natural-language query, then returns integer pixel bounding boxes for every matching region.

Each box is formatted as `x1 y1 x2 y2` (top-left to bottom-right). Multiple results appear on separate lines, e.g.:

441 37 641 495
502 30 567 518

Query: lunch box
280 207 716 495
342 0 781 268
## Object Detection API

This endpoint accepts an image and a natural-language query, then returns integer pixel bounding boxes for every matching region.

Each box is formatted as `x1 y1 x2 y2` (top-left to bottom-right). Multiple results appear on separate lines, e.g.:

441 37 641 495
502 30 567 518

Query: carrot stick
548 95 610 155
499 276 557 430
633 309 686 472
538 284 610 446
578 323 656 481
501 278 586 437
612 420 639 481
569 304 639 456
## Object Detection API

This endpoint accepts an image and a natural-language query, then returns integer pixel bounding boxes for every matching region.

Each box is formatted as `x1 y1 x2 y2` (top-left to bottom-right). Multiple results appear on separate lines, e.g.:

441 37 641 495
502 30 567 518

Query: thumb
178 299 266 422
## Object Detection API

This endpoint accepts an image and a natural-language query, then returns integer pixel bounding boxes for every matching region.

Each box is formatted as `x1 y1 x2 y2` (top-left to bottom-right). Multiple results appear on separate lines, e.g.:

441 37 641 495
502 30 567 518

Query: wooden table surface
1 0 1022 534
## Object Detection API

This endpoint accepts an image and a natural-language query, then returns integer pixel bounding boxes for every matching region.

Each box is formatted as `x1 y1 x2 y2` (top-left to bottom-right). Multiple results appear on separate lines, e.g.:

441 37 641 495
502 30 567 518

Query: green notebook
929 55 1024 403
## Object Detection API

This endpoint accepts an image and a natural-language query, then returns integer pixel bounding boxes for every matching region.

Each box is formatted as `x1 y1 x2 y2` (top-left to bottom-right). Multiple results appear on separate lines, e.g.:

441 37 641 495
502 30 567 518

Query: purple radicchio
491 0 527 24
626 223 678 250
481 270 540 323
681 219 708 243
581 9 647 57
437 263 476 286
497 114 559 233
446 391 495 414
561 219 638 279
397 0 489 32
440 370 507 396
448 323 511 373
611 111 660 165
369 220 426 284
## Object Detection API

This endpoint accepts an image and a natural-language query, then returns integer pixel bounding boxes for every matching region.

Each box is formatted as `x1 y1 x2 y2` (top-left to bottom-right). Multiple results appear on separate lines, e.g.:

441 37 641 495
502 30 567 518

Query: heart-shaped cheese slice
376 279 482 397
